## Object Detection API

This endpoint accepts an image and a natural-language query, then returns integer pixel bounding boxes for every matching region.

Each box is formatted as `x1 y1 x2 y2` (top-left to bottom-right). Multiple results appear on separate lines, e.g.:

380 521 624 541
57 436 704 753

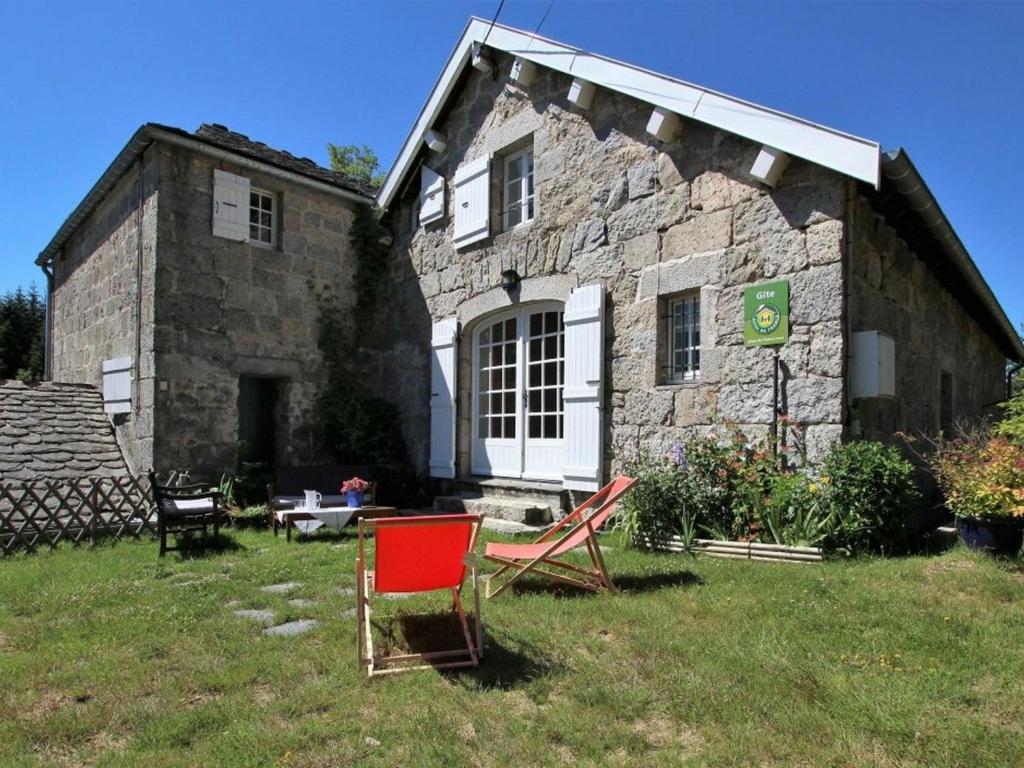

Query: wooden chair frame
356 514 483 678
484 476 638 599
148 470 224 557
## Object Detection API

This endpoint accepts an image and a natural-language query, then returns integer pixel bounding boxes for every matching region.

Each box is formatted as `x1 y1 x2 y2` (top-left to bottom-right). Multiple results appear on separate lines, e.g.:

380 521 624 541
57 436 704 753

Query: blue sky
1 0 1021 333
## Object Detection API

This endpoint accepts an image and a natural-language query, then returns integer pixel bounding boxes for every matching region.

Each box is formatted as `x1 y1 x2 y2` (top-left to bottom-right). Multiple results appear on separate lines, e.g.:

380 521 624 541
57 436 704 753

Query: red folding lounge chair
356 514 483 677
483 476 638 598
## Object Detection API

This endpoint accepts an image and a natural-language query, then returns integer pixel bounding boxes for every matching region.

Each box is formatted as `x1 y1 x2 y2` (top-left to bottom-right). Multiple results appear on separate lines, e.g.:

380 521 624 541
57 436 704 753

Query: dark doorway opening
238 376 279 465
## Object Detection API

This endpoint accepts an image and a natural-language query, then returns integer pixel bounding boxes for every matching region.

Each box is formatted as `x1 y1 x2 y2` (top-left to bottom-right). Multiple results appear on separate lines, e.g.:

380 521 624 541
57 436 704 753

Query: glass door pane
525 310 564 440
476 316 518 440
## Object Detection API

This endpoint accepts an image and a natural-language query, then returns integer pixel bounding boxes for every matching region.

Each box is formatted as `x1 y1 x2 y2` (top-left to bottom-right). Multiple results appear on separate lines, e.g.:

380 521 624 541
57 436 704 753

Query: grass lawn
1 527 1022 767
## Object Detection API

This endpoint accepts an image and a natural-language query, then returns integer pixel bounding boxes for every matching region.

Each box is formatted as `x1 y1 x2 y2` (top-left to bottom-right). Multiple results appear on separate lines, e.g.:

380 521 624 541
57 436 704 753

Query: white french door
471 303 564 480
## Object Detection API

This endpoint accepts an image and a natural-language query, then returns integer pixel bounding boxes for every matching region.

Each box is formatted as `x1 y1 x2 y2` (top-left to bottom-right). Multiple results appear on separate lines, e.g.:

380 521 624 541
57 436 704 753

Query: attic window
503 147 534 231
249 189 276 246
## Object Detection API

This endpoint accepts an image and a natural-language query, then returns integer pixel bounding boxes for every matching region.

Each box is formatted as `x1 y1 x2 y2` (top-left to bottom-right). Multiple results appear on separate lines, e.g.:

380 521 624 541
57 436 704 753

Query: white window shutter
102 357 133 414
429 317 459 479
562 284 605 492
212 169 250 241
452 155 490 248
419 167 445 225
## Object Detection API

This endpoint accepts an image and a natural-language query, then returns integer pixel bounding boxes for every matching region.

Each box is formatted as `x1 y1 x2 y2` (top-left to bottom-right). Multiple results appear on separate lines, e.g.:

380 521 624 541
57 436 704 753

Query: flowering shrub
672 424 775 539
763 473 834 548
618 424 775 545
932 435 1024 521
341 476 370 493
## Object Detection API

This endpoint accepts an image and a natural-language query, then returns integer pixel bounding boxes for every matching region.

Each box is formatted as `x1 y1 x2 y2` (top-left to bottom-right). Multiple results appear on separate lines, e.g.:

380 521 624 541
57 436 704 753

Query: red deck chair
483 476 638 598
356 514 483 677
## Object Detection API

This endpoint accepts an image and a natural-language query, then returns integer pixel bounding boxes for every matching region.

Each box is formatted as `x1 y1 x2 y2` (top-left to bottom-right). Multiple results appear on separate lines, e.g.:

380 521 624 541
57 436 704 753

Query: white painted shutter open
212 169 250 241
102 357 133 415
452 155 490 248
419 167 445 225
562 284 605 492
429 317 458 478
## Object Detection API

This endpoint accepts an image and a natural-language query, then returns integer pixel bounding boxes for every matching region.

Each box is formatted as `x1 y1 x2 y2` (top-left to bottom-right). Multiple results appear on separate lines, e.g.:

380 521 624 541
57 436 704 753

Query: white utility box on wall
851 331 895 399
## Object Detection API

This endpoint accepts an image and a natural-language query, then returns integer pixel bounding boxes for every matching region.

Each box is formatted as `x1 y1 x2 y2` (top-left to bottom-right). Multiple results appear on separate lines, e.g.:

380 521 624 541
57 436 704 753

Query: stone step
480 517 553 536
448 477 570 516
434 494 555 525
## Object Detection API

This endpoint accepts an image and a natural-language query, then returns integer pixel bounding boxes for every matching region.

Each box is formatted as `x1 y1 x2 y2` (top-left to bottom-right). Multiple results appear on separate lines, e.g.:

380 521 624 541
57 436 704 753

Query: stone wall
847 193 1006 442
374 52 851 479
152 144 362 476
50 146 159 474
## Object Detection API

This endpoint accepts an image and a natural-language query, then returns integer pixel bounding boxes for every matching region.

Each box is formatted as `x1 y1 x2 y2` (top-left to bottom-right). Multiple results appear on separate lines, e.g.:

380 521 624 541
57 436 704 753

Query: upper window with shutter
503 148 534 231
453 155 490 249
419 167 444 226
212 169 278 247
248 187 276 246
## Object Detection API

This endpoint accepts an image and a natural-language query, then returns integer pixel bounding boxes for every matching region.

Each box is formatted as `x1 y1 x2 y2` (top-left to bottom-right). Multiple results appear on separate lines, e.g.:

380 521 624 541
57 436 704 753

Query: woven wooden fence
0 476 155 554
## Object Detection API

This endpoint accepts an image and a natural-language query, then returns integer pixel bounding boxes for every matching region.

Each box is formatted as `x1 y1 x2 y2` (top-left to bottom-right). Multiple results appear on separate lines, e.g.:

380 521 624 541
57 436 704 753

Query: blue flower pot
956 515 1023 557
346 490 364 508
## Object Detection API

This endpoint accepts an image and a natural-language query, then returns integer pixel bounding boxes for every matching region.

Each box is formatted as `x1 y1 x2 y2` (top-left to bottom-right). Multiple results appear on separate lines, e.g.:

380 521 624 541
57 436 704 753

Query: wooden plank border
638 535 824 563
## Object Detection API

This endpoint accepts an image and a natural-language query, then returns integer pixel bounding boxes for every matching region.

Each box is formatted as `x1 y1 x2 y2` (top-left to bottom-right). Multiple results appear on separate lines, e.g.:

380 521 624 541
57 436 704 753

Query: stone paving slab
261 582 301 594
234 609 277 626
263 620 319 637
288 598 315 608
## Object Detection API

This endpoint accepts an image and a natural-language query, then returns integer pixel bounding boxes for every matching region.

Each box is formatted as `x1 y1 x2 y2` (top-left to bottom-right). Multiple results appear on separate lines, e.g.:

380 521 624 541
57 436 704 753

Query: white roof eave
377 18 881 210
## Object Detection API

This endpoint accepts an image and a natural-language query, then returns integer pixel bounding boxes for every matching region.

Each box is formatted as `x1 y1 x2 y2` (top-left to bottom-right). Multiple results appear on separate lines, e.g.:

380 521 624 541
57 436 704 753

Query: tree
1011 322 1024 397
326 143 386 188
0 284 46 381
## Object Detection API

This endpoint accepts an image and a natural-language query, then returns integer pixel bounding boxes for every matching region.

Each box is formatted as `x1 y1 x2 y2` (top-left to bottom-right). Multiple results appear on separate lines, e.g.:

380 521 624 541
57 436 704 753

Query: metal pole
771 348 780 458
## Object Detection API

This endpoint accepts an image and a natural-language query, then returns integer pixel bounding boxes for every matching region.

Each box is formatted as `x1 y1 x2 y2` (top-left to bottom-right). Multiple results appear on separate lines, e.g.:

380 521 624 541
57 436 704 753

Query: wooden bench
266 464 377 535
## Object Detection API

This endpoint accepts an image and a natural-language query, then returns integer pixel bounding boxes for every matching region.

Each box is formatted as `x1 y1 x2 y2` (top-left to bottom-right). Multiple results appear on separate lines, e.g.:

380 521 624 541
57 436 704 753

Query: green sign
744 280 789 346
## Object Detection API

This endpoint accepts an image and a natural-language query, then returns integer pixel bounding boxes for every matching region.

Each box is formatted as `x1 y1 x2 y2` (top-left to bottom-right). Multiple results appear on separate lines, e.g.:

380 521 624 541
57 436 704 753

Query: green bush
994 390 1024 446
617 453 693 547
821 441 920 553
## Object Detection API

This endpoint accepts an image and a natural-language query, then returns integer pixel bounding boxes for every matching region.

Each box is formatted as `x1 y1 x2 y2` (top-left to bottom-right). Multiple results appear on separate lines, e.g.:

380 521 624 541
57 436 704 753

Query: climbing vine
348 204 390 323
314 286 425 507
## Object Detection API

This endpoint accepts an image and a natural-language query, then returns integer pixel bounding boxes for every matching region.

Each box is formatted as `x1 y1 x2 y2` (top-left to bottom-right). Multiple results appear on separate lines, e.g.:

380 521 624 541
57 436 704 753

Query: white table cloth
275 506 356 534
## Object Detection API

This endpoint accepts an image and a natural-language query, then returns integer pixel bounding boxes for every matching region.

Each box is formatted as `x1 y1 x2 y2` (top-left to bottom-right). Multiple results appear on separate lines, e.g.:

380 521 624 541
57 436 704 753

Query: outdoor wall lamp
501 268 521 292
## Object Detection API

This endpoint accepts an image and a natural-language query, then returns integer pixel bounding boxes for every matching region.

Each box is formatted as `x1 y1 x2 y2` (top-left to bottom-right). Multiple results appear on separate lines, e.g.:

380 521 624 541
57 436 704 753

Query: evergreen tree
0 284 46 381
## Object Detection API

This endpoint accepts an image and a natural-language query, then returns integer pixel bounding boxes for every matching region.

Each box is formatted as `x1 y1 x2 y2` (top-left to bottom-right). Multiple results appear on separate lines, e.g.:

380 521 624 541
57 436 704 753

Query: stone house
36 123 373 475
37 19 1022 516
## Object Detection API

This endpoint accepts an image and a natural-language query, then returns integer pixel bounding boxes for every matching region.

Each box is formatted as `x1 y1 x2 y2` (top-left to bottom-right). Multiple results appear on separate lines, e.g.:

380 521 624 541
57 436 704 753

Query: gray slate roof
0 381 130 482
159 122 378 198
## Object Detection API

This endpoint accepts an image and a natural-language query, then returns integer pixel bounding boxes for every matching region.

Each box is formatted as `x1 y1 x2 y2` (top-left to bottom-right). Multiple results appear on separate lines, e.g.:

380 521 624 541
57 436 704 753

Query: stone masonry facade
847 193 1006 441
45 52 1011 486
49 138 363 477
373 51 852 479
152 143 361 473
51 147 159 473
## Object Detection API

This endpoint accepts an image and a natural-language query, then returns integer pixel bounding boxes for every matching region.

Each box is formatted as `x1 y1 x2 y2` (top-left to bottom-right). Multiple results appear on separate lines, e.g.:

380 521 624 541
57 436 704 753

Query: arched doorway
470 302 564 480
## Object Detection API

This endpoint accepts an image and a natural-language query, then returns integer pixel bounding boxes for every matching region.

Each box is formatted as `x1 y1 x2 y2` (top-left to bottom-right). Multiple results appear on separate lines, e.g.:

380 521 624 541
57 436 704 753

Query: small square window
663 292 701 383
248 188 276 246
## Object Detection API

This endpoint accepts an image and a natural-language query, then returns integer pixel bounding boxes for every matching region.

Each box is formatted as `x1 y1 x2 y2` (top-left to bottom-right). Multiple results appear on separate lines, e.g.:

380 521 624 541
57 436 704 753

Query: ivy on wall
313 207 424 506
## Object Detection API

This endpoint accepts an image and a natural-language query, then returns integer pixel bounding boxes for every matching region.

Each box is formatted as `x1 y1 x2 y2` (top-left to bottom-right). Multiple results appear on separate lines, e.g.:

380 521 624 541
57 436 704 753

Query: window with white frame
503 148 534 231
665 292 701 383
249 188 276 246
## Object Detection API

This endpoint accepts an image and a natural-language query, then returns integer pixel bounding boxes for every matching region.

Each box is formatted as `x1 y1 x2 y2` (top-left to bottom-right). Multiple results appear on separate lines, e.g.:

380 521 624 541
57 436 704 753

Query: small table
279 506 397 541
